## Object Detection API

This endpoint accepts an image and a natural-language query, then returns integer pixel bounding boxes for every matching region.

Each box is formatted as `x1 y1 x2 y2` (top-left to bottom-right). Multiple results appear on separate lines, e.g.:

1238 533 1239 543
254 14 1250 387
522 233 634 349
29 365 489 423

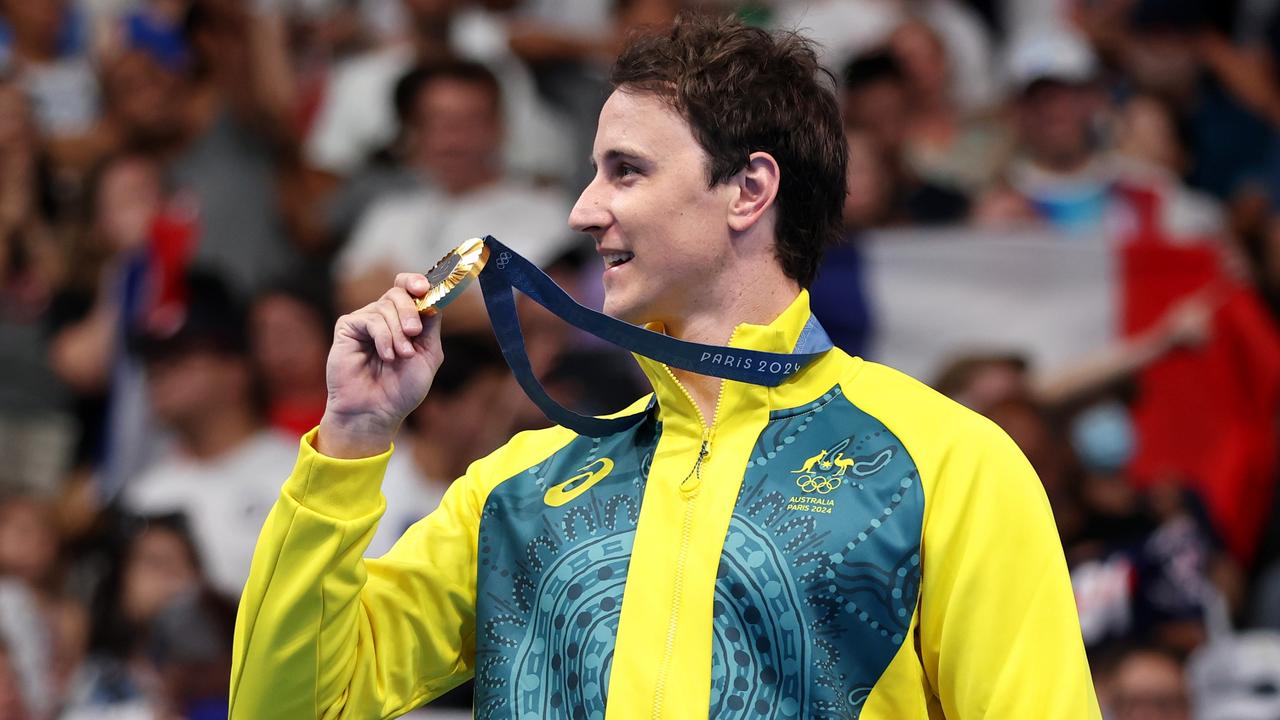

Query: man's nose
569 175 608 235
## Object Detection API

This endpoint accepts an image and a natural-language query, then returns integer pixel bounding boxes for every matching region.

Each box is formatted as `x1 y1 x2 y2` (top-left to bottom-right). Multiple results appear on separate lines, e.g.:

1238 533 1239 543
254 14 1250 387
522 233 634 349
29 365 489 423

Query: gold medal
414 237 490 315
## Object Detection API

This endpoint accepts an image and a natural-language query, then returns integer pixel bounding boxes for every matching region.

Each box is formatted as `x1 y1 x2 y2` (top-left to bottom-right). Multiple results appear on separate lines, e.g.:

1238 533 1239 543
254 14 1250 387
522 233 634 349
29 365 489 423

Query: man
334 61 573 314
304 0 572 184
231 16 1100 718
0 0 98 140
840 52 969 226
770 0 997 113
975 30 1113 233
1098 646 1191 720
124 273 296 598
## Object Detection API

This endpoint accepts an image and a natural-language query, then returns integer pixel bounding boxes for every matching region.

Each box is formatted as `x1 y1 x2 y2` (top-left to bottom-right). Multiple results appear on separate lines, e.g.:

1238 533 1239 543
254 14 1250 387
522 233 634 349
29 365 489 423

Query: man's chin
602 297 651 326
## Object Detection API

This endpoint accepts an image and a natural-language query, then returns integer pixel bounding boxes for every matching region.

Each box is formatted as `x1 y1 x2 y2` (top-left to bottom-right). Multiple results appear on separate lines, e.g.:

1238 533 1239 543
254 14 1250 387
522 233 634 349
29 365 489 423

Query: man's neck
665 269 801 426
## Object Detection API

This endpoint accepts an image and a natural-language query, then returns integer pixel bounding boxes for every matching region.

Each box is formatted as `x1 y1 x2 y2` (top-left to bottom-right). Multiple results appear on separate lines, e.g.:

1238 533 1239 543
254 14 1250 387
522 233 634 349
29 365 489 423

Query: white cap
1005 30 1098 91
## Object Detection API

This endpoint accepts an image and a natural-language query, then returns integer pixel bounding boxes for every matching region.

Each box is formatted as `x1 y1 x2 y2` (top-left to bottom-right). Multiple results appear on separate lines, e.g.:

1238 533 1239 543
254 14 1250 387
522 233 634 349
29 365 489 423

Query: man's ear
727 151 781 233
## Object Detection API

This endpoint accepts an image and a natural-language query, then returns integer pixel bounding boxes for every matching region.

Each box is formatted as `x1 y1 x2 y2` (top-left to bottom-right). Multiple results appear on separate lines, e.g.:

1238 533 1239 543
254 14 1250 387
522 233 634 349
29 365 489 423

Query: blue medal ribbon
477 236 832 436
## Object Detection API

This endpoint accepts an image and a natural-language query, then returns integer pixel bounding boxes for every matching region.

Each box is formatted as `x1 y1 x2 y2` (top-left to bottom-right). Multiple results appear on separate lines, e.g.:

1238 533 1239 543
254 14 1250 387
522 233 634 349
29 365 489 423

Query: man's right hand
316 274 443 458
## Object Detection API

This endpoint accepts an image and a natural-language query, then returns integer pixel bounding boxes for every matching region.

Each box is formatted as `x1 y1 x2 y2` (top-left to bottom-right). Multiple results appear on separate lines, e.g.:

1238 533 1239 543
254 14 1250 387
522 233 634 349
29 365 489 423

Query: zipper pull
680 436 711 493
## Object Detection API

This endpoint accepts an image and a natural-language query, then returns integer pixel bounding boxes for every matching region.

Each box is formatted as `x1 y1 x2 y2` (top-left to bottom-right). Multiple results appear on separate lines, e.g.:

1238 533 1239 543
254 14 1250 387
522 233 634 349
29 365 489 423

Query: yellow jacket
230 291 1101 719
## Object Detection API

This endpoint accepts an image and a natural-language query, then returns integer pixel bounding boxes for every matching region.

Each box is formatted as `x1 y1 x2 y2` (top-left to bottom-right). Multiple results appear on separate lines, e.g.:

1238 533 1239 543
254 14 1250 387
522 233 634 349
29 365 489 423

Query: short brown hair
611 15 847 287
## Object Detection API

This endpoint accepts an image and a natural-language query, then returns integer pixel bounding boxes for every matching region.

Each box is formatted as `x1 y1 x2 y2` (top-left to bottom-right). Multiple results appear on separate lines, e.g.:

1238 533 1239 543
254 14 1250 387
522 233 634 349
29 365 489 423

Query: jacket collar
633 290 819 428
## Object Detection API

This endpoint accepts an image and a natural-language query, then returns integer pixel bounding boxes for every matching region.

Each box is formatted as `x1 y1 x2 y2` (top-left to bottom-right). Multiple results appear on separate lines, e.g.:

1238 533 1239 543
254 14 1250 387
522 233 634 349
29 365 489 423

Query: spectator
841 52 970 226
48 150 172 502
975 30 1114 233
335 60 572 315
1064 394 1240 655
836 127 895 231
931 352 1030 414
166 0 304 298
248 279 334 439
0 0 98 141
0 498 59 597
888 19 1011 194
121 273 296 597
317 64 427 257
772 0 998 112
1096 645 1192 720
0 498 85 720
148 588 236 720
305 0 573 184
62 513 205 720
1110 93 1227 240
0 637 27 720
1111 0 1275 203
0 532 53 720
506 0 677 189
47 40 188 178
49 151 166 396
1187 630 1280 720
0 498 89 688
86 49 188 166
0 77 75 499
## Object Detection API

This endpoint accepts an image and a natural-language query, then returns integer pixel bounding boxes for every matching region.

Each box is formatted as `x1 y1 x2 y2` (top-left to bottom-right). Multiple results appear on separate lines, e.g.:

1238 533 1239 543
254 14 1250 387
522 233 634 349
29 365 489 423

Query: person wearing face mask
1067 396 1241 657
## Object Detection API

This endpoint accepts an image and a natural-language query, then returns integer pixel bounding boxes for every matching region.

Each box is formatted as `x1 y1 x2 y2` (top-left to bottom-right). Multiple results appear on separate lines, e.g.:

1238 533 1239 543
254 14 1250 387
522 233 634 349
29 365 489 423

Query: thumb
411 310 443 352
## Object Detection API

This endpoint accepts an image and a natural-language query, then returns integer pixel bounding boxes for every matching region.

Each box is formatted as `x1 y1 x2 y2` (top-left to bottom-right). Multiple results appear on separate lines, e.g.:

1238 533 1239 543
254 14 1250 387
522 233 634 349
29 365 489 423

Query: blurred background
1 0 1280 717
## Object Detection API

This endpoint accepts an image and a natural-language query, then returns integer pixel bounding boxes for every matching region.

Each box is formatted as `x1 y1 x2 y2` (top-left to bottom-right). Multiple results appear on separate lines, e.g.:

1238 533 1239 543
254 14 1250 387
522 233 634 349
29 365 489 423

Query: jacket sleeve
918 416 1101 719
229 429 481 719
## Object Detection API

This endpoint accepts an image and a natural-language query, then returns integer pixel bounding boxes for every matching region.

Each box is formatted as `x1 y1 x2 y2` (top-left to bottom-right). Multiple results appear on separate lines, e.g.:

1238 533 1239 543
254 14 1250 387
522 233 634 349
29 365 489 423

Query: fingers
395 272 431 298
373 291 416 357
411 307 443 354
343 308 398 362
340 284 432 361
382 286 423 337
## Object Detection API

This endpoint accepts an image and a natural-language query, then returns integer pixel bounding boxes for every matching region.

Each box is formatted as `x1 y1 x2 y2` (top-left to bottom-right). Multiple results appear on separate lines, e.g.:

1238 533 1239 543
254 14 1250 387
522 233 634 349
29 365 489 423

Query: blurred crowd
1 0 1280 717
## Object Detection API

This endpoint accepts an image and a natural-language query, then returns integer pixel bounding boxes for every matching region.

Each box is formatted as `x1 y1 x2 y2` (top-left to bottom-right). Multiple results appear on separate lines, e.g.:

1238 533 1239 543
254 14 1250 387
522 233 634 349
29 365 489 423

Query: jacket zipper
652 486 697 720
652 366 725 718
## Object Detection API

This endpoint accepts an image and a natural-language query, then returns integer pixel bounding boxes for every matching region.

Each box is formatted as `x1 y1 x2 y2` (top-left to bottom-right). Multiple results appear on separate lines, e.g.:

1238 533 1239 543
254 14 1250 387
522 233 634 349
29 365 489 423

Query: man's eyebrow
590 147 648 169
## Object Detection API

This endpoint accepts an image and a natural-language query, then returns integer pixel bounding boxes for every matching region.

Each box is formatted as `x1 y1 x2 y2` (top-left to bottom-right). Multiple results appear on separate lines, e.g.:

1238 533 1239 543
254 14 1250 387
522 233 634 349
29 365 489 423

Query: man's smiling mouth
603 251 635 268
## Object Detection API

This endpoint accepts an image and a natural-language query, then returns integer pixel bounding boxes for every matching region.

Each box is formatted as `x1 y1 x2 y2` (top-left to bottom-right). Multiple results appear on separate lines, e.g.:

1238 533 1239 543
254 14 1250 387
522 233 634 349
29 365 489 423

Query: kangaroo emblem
794 449 828 474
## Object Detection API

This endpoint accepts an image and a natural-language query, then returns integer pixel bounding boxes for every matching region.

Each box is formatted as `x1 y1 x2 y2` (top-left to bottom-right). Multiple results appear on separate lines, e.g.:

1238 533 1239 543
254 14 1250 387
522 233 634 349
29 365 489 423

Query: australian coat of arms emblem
791 440 894 494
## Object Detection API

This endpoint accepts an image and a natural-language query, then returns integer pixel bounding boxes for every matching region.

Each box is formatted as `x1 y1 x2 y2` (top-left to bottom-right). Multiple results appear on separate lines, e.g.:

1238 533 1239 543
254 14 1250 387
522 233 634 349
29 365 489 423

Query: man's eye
617 164 639 178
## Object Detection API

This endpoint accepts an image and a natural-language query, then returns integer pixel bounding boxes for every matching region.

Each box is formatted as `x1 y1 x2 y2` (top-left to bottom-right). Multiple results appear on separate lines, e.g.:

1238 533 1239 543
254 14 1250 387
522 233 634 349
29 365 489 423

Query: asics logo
544 458 614 507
